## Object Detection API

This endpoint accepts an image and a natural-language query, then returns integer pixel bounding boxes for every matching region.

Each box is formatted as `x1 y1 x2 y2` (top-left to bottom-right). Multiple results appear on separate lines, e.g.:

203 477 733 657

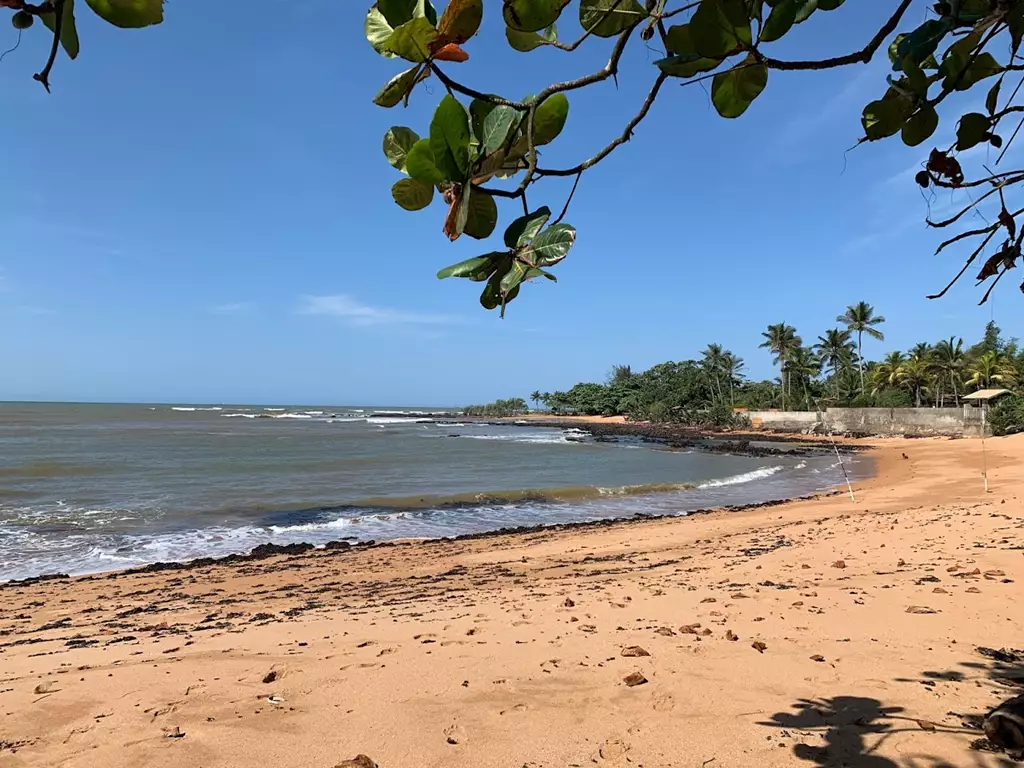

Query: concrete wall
825 407 985 437
746 411 821 432
744 407 987 437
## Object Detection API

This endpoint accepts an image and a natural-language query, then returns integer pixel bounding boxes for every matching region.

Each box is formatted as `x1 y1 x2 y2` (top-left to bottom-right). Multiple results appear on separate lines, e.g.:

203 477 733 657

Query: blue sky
0 0 1017 405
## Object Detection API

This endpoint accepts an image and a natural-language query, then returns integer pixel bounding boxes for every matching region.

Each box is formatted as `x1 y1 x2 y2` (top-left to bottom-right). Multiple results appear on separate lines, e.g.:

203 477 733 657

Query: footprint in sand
443 722 467 745
598 739 631 761
652 692 676 712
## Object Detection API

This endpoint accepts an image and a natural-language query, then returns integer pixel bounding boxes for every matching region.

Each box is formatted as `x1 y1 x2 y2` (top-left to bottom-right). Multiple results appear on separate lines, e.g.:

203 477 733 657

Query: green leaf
526 223 576 266
383 127 420 172
84 0 162 27
480 269 506 310
578 0 647 38
987 79 1002 116
378 0 437 27
506 23 557 51
711 56 768 118
503 0 570 32
896 19 952 68
792 0 816 24
384 17 438 62
658 24 721 78
533 93 569 145
759 0 796 43
861 91 913 140
392 178 435 210
405 139 446 184
473 149 508 182
956 112 991 151
525 267 557 282
500 260 529 297
504 206 551 248
690 0 751 59
464 190 498 239
373 65 422 108
41 0 80 60
816 0 843 9
437 0 483 44
945 53 1002 92
901 105 938 147
431 94 472 180
901 54 928 100
366 5 397 57
1009 0 1024 50
437 254 501 280
481 105 519 155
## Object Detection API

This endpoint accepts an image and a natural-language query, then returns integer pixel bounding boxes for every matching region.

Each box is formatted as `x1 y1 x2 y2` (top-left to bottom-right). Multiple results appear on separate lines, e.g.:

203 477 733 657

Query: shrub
988 396 1024 436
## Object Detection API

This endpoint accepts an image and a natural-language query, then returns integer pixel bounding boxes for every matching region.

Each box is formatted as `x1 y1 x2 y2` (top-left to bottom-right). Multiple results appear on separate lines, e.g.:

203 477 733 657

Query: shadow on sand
758 648 1023 767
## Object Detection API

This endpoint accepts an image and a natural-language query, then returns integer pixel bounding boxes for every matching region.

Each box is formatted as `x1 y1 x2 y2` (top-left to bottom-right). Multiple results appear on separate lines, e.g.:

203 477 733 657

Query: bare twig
545 0 629 52
552 170 583 226
32 0 62 92
537 72 668 176
0 28 22 63
661 1 700 20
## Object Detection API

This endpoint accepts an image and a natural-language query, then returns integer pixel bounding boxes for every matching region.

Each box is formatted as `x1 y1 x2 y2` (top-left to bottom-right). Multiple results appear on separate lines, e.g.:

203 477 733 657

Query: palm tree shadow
760 696 905 767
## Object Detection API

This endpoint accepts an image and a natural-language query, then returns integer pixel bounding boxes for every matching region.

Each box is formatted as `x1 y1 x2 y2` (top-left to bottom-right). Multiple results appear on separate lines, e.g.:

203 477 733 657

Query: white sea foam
223 413 257 418
171 407 196 411
455 432 572 445
698 465 785 488
273 413 313 419
366 417 435 424
264 408 285 412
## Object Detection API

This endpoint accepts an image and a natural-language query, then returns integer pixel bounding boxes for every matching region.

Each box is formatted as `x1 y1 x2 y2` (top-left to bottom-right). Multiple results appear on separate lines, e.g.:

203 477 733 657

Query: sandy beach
1 434 1021 767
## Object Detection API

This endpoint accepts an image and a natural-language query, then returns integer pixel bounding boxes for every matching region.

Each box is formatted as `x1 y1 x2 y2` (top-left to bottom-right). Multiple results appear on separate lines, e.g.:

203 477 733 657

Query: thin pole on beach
813 398 856 503
831 436 856 503
982 403 989 492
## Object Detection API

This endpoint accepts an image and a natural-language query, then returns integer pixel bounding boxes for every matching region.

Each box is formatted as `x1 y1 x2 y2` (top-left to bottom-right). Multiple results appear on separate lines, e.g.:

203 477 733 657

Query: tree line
526 303 1024 430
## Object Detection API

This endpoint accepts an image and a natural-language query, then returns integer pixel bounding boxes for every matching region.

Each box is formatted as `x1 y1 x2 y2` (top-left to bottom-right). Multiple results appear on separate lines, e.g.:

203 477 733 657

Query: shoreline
1 435 1021 767
4 431 866 585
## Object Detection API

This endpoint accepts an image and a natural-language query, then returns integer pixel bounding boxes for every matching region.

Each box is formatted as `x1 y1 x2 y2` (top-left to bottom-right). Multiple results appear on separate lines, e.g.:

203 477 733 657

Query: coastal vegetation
462 397 529 417
529 311 1024 429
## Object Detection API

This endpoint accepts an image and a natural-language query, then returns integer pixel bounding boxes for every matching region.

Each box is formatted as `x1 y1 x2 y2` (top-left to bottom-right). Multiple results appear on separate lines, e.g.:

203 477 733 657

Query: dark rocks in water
324 540 352 551
248 542 315 560
0 572 70 589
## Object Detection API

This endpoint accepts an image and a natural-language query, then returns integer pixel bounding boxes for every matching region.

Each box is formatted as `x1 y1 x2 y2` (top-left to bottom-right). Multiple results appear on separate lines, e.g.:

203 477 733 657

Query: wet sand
1 435 1021 767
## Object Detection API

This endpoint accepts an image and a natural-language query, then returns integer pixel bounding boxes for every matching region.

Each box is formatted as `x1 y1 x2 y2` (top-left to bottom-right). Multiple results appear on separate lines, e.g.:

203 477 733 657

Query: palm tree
785 346 822 410
871 351 905 394
530 390 542 409
720 352 745 407
932 337 965 407
759 323 802 410
701 343 726 404
965 351 1017 391
814 328 856 399
896 356 931 407
837 301 886 394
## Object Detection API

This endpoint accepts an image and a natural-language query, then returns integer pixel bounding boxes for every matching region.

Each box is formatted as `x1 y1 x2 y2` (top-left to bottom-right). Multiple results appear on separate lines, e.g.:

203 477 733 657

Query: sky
0 0 1019 406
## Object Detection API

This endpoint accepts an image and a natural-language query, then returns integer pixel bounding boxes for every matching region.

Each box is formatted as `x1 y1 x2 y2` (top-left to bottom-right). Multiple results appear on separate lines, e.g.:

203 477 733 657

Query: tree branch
537 71 668 176
544 0 629 52
428 65 527 110
758 0 913 71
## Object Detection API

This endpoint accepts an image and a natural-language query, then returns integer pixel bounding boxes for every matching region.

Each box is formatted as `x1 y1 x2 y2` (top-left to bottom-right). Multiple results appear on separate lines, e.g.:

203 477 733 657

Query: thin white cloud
211 302 254 316
297 294 459 327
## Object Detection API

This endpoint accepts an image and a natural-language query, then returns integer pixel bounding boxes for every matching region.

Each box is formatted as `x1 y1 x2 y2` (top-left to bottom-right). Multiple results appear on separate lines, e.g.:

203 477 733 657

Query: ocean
0 402 868 581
